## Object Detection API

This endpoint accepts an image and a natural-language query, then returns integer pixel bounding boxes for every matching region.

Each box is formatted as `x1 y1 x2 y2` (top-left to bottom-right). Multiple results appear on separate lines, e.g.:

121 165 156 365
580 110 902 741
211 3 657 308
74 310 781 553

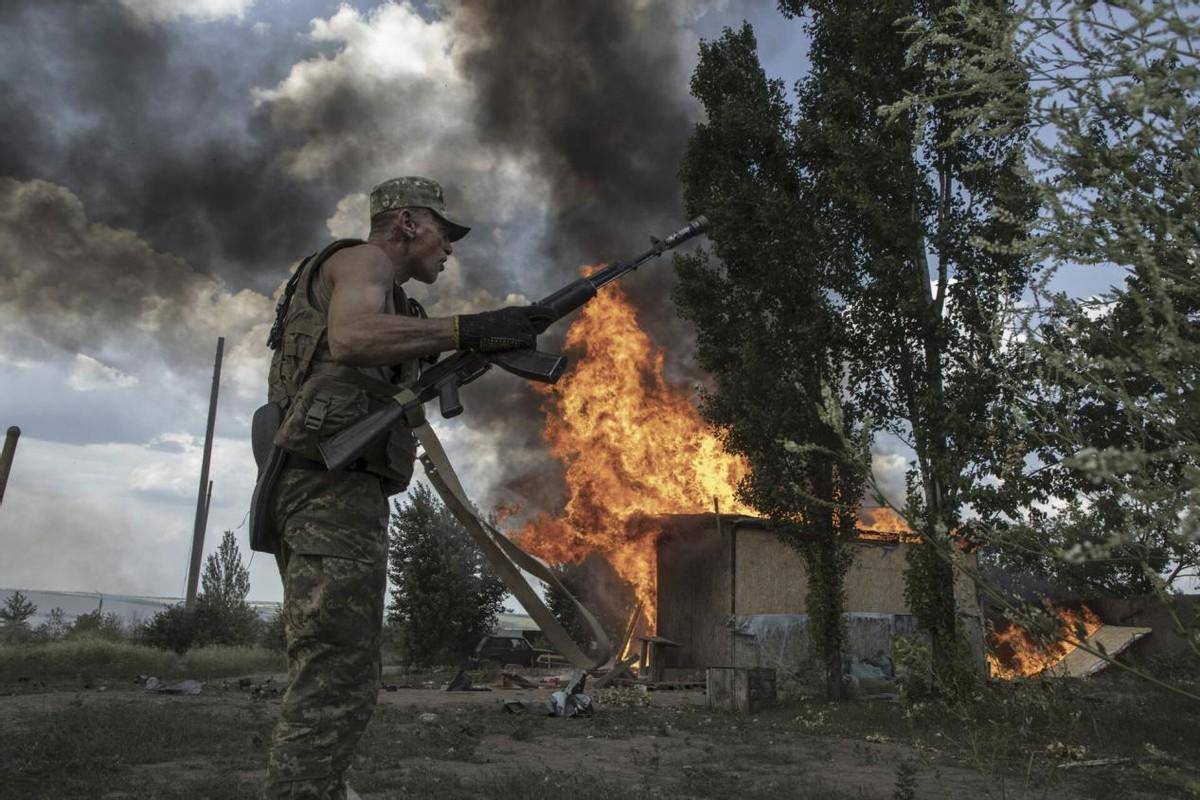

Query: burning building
507 283 995 686
652 514 986 683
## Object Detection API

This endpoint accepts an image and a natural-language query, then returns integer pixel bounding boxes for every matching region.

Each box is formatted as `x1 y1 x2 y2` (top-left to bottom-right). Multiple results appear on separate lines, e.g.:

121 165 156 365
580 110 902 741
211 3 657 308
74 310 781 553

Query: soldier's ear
394 209 418 241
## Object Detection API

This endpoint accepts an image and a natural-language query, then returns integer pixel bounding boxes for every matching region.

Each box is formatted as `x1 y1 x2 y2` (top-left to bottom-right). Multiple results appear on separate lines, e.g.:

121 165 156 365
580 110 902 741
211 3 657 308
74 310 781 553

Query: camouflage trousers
264 468 390 800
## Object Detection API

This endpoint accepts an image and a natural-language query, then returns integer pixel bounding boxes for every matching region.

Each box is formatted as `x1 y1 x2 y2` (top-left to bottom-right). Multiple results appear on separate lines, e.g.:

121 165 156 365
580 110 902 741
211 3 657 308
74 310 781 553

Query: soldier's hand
454 305 555 353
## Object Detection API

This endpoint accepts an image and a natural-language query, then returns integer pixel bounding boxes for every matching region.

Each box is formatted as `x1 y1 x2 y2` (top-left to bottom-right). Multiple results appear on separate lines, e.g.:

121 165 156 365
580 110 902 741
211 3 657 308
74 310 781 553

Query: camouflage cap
369 176 471 242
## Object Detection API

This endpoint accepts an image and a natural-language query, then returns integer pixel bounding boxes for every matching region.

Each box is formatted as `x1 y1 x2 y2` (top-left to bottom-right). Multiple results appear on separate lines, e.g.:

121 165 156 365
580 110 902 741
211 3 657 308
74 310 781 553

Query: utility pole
0 426 20 508
186 338 224 608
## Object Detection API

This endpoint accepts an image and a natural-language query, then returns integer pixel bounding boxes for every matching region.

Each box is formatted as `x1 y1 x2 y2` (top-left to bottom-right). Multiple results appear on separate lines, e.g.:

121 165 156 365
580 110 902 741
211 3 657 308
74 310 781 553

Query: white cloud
117 0 257 23
67 354 139 392
326 192 371 240
0 178 274 406
254 2 552 252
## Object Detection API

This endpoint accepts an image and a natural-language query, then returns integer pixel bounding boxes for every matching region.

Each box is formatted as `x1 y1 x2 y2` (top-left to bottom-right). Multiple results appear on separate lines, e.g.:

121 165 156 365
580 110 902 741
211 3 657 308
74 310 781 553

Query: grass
0 636 285 684
1 696 272 799
1 664 1197 799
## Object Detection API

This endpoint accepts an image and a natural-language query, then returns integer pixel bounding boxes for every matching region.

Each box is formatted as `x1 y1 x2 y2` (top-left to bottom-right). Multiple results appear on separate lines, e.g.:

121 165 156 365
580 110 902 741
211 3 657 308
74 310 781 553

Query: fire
517 281 752 628
856 507 918 543
987 603 1103 679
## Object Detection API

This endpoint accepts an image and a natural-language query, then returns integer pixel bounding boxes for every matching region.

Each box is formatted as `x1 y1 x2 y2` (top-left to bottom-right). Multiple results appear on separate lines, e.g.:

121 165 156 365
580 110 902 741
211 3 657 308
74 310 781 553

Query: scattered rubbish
418 712 438 723
1051 626 1152 677
546 671 594 718
501 700 542 714
499 671 538 689
846 655 897 696
1057 758 1133 770
594 655 639 689
443 669 492 692
142 677 202 696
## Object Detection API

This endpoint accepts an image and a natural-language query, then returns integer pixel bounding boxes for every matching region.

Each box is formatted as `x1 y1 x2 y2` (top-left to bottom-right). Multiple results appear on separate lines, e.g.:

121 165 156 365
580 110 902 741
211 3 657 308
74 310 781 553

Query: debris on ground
546 671 594 717
443 669 492 692
142 677 202 696
498 671 538 689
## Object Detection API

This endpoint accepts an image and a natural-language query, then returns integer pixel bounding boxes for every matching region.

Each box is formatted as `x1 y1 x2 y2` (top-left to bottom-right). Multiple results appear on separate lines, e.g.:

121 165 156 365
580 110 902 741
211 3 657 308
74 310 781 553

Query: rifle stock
319 403 407 471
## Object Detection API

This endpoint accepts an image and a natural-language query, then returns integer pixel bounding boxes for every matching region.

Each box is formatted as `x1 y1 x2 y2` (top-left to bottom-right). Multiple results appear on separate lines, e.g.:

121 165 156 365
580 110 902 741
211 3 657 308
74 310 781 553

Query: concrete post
0 426 20 507
186 338 224 608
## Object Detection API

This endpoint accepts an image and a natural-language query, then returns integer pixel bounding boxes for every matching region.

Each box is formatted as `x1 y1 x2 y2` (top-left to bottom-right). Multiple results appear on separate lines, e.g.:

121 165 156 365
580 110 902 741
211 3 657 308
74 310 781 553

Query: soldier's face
406 212 452 284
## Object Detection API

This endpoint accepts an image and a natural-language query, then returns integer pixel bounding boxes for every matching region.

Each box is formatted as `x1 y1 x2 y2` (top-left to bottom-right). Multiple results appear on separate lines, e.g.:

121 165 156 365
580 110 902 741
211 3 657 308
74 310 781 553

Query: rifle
318 216 709 471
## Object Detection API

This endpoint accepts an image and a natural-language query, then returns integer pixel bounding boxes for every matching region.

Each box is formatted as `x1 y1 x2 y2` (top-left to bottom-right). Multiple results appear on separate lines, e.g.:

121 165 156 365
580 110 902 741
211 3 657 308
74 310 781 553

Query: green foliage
196 531 261 647
70 609 128 642
35 607 70 641
770 0 1036 685
892 635 934 706
892 0 1200 670
258 605 287 651
676 22 868 700
138 534 261 654
1 590 37 643
387 483 507 666
139 604 200 654
893 758 918 800
0 635 282 682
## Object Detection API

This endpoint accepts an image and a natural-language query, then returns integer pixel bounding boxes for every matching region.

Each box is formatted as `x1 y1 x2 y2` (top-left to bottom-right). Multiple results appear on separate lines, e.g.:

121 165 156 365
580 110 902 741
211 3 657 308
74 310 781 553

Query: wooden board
706 667 776 713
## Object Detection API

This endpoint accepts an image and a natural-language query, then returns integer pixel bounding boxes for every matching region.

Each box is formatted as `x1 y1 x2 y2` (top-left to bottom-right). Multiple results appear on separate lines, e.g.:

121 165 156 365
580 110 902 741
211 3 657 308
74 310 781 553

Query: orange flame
856 507 919 543
516 280 752 627
987 603 1103 679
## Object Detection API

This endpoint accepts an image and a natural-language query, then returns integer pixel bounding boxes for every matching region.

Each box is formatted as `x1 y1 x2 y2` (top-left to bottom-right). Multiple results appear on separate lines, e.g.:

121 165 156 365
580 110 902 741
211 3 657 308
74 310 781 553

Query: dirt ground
2 667 1197 799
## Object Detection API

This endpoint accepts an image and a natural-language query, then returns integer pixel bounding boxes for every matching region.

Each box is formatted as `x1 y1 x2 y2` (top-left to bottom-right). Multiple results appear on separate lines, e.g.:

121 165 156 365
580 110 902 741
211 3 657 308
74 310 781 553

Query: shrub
0 636 284 682
70 610 129 642
259 606 286 652
139 604 199 654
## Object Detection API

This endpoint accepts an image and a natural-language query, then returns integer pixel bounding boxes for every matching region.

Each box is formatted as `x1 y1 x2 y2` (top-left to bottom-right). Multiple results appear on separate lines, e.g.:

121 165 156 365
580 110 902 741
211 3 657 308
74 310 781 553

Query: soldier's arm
325 246 455 366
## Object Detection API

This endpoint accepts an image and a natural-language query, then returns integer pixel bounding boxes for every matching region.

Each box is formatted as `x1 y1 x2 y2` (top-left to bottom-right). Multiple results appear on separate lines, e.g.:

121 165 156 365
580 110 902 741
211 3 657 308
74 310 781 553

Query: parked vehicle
474 634 554 668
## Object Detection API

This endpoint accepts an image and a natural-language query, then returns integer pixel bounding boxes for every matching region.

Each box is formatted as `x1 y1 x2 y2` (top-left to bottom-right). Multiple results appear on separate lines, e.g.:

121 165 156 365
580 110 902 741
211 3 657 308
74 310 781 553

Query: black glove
454 305 556 353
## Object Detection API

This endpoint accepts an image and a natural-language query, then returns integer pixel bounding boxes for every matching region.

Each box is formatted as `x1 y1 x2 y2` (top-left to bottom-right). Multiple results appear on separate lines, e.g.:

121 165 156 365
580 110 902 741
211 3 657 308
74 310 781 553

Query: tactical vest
267 239 420 494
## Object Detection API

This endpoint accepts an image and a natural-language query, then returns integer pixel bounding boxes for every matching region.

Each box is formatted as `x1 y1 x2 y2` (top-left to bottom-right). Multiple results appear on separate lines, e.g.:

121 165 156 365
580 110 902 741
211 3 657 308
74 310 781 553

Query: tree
387 484 506 666
196 530 260 646
754 0 1039 692
0 590 37 643
36 607 71 640
259 606 287 652
895 0 1200 669
675 24 868 699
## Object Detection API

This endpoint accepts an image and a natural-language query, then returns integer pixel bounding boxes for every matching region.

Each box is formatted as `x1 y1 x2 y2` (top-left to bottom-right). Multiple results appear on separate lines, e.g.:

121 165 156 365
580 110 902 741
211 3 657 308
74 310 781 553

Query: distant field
1 664 1197 799
0 636 285 684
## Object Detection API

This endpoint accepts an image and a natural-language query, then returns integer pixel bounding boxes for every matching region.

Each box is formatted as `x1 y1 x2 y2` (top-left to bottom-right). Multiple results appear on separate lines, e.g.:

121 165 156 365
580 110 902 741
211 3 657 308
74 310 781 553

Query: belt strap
283 452 367 472
397 388 613 671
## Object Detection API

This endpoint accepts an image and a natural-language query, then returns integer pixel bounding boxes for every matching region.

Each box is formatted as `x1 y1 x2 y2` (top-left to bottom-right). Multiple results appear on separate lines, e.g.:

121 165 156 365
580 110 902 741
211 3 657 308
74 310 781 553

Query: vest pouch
275 375 370 460
249 402 286 555
379 427 418 494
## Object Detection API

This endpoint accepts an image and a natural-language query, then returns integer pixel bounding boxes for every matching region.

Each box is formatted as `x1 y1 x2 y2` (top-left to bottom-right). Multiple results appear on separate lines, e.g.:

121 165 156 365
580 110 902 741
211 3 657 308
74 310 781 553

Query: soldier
262 177 548 799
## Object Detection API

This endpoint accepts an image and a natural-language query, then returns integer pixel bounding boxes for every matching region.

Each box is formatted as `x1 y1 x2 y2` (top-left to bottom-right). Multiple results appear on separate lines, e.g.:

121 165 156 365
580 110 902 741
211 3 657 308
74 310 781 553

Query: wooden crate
706 667 776 713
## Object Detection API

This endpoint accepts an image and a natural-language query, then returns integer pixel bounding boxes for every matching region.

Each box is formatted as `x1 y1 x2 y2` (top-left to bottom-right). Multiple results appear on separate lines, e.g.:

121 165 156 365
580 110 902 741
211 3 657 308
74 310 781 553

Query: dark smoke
446 0 712 512
0 1 334 292
453 0 697 267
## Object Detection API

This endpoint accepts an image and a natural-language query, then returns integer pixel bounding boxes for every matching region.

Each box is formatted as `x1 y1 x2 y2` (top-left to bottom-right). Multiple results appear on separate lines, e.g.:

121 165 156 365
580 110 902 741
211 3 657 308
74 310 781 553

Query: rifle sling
397 388 612 671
